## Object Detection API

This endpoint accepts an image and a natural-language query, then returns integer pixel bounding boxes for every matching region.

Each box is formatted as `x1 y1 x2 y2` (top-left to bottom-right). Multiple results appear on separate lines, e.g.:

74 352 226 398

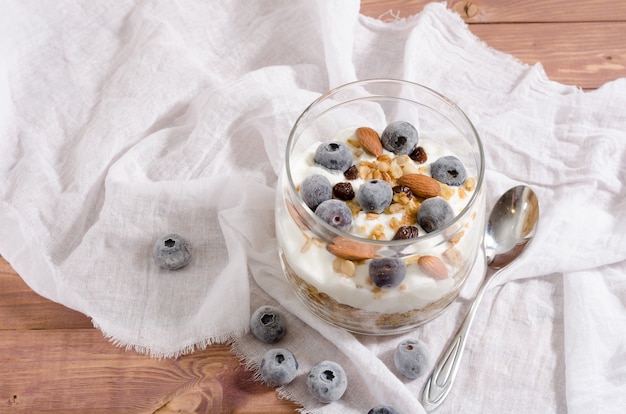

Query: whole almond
327 237 379 261
418 255 448 280
397 174 441 199
356 127 383 157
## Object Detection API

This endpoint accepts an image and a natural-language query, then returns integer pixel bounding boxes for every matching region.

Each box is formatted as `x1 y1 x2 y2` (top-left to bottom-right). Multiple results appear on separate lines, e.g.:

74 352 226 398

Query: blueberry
250 306 287 344
260 348 298 387
314 141 353 172
300 174 332 210
430 155 467 186
356 180 393 213
153 233 192 270
368 405 401 414
369 257 406 288
315 199 352 232
393 339 429 379
417 197 454 233
306 361 348 403
381 121 418 155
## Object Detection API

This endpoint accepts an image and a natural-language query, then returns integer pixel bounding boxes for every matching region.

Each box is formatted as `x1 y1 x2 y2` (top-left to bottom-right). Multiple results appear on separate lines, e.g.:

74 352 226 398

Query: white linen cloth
1 1 625 412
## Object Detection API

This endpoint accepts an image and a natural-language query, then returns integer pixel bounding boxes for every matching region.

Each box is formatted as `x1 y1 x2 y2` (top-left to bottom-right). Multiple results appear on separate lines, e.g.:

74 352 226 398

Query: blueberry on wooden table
250 305 287 344
260 348 298 387
306 360 348 403
153 233 192 270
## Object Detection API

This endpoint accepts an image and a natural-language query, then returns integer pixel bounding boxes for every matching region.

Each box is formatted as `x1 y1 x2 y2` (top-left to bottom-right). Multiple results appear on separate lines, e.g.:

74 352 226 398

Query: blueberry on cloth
315 199 352 232
417 197 454 233
368 405 401 414
314 141 353 172
430 155 467 186
300 174 332 211
260 348 298 387
306 360 348 403
250 306 287 344
369 257 406 288
393 339 429 379
356 179 393 213
153 233 192 270
380 121 418 155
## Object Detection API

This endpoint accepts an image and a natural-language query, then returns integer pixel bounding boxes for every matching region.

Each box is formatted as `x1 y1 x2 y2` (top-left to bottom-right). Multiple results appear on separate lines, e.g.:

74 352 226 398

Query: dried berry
343 164 358 180
333 182 355 201
392 185 413 199
409 146 428 163
392 225 419 240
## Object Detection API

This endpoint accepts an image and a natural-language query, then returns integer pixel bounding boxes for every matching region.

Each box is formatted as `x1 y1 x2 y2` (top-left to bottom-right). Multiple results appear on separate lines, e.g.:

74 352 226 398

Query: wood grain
360 0 626 22
360 0 626 89
0 255 301 412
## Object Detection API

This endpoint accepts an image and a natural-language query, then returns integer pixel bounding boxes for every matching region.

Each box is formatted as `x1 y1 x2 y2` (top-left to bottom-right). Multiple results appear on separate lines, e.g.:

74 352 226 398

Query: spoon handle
422 269 498 411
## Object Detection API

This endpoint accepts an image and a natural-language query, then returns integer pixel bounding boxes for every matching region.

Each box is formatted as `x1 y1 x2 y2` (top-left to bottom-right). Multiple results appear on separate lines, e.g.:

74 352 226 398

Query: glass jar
275 79 486 335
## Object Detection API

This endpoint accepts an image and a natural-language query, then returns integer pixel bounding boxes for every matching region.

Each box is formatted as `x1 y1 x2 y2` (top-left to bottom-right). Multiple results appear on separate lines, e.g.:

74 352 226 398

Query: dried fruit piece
409 146 428 163
397 174 440 199
392 185 413 199
343 164 358 180
356 127 383 156
332 182 355 201
418 255 448 280
392 225 419 240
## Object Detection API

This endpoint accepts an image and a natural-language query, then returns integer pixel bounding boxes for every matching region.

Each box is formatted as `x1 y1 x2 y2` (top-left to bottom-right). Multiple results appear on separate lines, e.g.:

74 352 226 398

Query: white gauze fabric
1 1 625 413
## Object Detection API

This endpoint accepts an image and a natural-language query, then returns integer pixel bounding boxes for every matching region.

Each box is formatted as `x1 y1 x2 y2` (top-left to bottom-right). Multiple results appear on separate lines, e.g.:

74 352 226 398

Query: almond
356 127 383 157
418 255 449 280
397 174 441 199
327 237 379 261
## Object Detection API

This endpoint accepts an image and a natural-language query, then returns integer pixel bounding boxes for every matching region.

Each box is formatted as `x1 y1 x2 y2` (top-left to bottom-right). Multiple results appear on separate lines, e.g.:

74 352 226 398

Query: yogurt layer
277 126 483 314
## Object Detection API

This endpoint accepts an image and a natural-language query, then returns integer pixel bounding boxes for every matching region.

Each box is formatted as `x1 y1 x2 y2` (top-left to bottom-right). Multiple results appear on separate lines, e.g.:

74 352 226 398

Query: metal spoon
422 185 540 411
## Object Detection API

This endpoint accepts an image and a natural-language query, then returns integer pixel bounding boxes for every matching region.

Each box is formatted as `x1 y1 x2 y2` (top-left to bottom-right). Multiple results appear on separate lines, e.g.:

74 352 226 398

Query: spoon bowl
422 185 540 411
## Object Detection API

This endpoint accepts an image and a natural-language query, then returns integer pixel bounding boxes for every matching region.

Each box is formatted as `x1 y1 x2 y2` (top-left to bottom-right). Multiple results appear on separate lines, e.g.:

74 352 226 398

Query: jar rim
284 78 485 246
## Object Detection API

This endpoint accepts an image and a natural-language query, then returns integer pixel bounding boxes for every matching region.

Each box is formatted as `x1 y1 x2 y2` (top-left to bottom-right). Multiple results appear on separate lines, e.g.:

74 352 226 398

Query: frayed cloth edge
230 340 312 414
94 320 247 360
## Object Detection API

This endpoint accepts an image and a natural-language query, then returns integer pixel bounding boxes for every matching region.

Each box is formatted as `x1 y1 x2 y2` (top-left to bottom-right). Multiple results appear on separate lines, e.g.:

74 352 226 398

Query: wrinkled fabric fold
1 1 625 412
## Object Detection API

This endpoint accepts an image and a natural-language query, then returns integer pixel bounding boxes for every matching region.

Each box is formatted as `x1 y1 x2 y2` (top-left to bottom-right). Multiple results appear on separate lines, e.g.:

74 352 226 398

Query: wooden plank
0 257 93 330
361 2 626 89
470 22 626 89
0 329 301 413
360 0 626 22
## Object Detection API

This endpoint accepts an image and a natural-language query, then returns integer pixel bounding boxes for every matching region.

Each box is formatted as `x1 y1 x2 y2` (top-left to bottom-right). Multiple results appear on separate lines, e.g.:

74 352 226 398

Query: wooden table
2 1 625 412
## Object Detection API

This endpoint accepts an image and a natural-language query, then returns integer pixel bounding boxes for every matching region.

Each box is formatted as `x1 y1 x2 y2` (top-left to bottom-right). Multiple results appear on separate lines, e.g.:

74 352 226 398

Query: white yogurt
277 126 482 314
